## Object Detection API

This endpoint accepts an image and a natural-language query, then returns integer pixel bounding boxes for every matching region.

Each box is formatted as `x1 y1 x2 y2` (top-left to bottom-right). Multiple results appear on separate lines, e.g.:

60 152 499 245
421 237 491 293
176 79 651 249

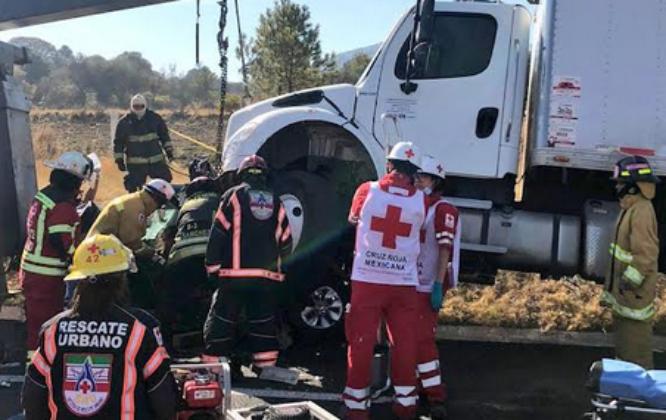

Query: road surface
1 337 626 419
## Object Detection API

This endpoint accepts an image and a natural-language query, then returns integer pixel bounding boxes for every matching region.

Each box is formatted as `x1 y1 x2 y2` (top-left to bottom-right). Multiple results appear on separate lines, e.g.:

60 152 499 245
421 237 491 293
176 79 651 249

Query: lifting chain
216 0 229 158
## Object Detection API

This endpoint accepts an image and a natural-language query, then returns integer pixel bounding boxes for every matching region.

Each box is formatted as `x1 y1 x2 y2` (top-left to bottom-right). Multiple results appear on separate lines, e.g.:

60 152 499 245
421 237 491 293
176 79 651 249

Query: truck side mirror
415 0 435 44
401 0 435 95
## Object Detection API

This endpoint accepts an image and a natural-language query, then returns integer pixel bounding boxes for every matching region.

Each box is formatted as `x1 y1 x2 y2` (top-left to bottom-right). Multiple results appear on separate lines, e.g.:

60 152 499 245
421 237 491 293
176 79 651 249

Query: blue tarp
599 358 666 409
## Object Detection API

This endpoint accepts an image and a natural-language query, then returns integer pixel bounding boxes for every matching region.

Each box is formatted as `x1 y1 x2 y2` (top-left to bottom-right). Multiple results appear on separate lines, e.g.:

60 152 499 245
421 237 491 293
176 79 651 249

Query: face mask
615 183 637 199
132 107 146 119
423 187 432 195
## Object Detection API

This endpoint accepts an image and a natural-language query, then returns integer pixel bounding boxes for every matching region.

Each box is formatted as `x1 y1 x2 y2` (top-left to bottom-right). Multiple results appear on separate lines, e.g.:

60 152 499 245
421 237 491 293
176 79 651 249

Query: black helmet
611 155 660 184
237 155 268 175
188 158 214 181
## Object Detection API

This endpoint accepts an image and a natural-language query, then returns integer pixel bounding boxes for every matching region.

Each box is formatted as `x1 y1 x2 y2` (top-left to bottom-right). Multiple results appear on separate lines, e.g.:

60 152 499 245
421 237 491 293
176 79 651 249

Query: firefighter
344 141 426 420
88 178 176 309
162 162 221 343
414 156 461 419
22 234 177 419
20 151 93 350
603 155 660 369
114 94 174 193
203 155 292 371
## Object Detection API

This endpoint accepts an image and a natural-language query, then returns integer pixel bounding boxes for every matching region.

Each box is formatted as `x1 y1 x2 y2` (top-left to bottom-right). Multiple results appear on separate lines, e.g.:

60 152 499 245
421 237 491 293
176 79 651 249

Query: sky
0 0 415 82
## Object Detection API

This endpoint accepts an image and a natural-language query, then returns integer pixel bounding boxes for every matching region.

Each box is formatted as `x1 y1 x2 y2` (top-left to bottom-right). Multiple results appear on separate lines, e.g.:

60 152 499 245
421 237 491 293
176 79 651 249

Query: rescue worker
114 94 174 193
344 141 426 420
20 151 93 350
162 162 221 344
414 156 461 419
603 155 660 369
22 234 177 419
204 155 292 371
88 178 176 309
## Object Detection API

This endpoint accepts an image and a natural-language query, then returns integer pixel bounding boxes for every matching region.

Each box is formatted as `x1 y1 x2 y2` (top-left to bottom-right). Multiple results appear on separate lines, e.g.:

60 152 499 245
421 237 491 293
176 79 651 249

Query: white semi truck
220 0 666 333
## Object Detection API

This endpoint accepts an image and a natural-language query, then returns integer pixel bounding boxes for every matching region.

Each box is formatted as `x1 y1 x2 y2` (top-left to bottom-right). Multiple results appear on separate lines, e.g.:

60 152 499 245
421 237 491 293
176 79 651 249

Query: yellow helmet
65 234 136 281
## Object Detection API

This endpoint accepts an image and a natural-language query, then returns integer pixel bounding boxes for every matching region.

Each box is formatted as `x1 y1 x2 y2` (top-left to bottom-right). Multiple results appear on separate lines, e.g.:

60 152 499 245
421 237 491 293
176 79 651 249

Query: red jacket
20 186 81 279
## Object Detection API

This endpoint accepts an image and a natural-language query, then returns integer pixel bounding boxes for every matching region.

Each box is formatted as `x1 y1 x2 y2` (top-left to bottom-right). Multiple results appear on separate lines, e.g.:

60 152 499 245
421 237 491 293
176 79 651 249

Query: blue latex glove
431 282 444 311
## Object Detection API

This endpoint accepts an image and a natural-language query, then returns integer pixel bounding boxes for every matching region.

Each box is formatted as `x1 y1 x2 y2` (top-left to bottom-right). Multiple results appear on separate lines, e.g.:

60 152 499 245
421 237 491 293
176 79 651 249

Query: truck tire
273 170 350 342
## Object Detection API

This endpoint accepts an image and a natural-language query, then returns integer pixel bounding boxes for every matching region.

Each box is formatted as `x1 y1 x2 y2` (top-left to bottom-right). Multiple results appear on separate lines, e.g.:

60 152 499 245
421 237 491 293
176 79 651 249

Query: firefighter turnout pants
204 279 280 368
22 273 64 350
614 315 654 369
416 292 447 403
124 162 172 193
344 282 419 420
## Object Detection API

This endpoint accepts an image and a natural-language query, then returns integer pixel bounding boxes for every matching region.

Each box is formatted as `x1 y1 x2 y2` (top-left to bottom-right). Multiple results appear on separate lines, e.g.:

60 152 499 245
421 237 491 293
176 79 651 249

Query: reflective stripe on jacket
205 184 292 282
603 194 659 322
20 188 80 278
113 110 172 164
25 305 173 419
168 192 220 265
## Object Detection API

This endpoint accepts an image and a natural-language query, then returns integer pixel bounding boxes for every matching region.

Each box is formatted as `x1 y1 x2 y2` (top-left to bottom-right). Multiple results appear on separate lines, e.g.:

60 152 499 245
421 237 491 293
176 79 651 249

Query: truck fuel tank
458 205 581 275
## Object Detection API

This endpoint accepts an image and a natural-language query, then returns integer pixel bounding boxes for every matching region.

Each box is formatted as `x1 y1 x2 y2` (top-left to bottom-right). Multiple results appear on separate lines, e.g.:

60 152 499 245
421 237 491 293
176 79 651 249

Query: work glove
115 158 126 172
431 281 444 311
151 253 166 266
165 147 174 161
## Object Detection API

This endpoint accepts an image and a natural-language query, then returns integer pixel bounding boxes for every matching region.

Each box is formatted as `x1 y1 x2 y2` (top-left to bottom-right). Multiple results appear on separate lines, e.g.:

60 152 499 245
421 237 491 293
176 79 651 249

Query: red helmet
237 155 268 175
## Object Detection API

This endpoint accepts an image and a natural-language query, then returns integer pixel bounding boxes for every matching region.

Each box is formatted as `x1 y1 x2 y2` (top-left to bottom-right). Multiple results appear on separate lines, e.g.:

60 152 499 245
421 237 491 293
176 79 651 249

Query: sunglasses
132 104 145 110
246 168 265 175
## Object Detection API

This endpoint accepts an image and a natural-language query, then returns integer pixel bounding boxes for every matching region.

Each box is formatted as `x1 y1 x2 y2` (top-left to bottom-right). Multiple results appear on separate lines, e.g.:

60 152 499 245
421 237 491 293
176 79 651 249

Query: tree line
12 0 371 111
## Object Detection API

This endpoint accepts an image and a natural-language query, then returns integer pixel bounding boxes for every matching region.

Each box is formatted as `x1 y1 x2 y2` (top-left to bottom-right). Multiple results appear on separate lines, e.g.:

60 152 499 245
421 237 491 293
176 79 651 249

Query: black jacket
205 183 292 282
113 110 173 165
23 305 176 419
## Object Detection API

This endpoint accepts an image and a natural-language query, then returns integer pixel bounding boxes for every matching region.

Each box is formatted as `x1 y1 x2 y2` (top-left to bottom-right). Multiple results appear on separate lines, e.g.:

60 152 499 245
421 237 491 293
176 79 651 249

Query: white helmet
144 178 175 204
130 94 147 118
418 155 446 180
387 141 422 168
44 151 92 180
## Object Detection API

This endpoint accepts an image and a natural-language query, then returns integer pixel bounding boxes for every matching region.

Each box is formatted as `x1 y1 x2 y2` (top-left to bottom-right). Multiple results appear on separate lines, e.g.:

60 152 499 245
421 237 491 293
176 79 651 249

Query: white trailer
221 0 666 336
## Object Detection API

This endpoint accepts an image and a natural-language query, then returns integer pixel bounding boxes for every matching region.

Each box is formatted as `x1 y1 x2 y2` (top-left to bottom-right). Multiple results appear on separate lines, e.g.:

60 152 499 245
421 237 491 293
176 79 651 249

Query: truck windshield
395 13 498 80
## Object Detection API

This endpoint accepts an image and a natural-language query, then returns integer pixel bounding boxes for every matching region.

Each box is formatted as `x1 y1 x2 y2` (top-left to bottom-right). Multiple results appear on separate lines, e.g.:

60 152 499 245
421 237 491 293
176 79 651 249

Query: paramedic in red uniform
414 155 461 420
19 151 93 350
344 141 426 420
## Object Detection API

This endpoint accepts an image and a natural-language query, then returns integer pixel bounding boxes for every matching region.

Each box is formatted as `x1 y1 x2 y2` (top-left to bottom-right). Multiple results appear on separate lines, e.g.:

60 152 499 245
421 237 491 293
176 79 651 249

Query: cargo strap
601 291 655 321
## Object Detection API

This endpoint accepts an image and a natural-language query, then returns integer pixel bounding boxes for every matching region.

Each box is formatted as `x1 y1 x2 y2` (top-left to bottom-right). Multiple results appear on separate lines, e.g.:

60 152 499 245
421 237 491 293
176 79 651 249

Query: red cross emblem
370 205 412 249
404 149 415 159
79 380 92 394
437 164 444 174
87 244 99 254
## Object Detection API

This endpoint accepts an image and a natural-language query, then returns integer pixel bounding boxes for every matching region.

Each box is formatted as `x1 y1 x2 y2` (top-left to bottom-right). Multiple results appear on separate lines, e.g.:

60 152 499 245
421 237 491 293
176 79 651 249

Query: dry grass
440 270 666 333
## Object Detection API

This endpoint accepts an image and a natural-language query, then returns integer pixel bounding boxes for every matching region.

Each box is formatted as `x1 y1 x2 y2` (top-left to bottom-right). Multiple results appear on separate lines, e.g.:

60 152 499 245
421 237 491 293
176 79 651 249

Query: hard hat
144 178 176 203
130 94 147 118
418 155 446 180
387 141 422 168
237 155 268 175
44 151 93 180
611 155 660 184
65 234 136 281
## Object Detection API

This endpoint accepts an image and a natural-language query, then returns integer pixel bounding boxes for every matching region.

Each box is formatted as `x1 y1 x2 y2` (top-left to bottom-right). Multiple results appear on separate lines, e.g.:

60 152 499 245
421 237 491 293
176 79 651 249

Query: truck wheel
273 170 351 341
299 285 345 331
